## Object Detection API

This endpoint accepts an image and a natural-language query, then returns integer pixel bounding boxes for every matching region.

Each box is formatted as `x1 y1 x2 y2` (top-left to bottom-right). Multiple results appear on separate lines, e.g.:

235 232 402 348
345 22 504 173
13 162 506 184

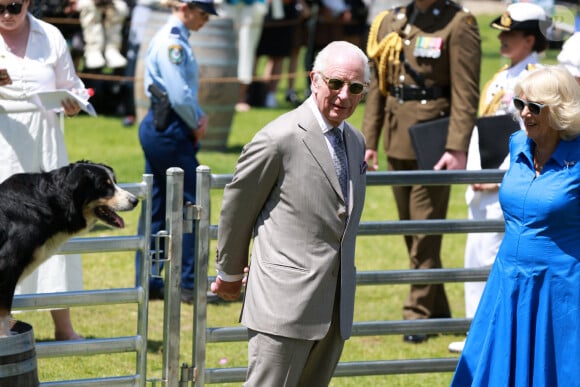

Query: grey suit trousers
244 293 344 387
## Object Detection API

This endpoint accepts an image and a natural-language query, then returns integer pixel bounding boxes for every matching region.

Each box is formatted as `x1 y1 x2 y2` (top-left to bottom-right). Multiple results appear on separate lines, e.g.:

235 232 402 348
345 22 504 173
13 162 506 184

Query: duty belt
389 85 450 102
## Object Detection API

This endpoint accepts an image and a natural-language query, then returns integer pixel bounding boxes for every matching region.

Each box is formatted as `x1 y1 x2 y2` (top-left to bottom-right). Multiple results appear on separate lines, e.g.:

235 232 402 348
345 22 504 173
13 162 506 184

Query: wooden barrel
0 321 39 387
190 17 239 151
134 12 239 151
133 7 170 125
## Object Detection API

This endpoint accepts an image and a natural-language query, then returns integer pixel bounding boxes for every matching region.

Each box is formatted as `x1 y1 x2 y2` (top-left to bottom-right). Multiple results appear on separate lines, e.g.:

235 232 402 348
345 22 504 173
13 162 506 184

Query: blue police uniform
136 14 205 295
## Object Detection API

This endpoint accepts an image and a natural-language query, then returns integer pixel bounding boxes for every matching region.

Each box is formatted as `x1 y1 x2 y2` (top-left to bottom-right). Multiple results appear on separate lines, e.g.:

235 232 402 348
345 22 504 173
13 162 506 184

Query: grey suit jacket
216 102 367 340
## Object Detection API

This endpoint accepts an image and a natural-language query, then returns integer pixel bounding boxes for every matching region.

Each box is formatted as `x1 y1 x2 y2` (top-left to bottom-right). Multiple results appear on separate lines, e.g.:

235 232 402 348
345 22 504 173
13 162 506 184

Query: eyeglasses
513 97 546 115
0 2 23 15
318 73 367 95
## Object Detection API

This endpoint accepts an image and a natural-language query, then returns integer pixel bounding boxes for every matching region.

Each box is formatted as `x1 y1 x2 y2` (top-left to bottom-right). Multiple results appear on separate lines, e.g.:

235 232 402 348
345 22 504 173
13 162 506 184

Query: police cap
181 0 218 15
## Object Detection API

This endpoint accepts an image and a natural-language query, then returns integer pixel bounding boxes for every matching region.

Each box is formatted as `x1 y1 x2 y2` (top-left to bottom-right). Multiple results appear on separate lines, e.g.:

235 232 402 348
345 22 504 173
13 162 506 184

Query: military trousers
388 157 452 320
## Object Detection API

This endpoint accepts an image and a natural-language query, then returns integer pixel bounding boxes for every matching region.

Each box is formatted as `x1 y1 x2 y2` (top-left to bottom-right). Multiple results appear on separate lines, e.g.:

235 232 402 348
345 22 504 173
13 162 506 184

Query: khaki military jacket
362 0 481 160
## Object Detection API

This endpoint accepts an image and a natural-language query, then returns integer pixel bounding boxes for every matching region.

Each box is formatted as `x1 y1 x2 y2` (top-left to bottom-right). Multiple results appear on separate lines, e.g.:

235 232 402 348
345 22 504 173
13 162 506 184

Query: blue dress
451 130 580 386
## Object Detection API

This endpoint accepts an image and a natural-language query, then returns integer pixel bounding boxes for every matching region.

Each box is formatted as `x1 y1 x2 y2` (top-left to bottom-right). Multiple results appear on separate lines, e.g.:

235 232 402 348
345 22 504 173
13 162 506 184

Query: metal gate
188 166 505 385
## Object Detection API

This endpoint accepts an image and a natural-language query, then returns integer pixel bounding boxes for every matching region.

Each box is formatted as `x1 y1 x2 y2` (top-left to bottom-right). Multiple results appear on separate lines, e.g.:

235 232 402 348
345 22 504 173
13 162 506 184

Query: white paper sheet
30 89 97 117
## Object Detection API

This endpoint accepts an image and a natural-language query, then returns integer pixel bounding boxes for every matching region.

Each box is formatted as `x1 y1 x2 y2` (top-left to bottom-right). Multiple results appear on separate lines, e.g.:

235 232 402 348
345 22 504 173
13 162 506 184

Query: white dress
0 14 86 298
463 52 539 318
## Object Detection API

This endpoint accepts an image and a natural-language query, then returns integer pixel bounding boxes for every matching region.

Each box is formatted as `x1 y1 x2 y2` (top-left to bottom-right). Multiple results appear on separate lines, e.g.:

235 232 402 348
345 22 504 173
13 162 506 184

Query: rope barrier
78 70 309 84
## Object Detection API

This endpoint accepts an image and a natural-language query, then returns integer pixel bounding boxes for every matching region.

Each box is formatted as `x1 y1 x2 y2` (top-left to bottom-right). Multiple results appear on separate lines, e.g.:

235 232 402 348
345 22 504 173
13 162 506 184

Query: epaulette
170 26 181 37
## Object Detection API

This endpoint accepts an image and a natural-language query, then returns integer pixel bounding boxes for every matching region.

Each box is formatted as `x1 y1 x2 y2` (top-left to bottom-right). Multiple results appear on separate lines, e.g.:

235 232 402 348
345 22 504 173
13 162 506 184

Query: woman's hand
62 98 81 117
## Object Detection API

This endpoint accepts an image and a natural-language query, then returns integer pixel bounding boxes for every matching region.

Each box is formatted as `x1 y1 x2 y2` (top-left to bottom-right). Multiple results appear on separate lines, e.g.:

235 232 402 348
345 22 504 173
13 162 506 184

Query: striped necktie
329 127 348 200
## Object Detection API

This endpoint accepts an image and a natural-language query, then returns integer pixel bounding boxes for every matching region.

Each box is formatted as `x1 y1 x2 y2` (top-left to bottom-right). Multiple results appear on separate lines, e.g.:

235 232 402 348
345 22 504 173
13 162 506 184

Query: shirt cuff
217 270 244 282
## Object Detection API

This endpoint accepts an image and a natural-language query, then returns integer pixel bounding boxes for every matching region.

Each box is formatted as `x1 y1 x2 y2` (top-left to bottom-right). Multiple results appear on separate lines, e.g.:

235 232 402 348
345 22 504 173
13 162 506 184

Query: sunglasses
319 73 367 95
0 2 23 14
513 97 546 115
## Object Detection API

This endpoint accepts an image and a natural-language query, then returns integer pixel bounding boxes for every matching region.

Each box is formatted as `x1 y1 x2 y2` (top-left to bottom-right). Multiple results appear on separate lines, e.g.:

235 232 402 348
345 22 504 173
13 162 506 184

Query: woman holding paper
0 0 89 340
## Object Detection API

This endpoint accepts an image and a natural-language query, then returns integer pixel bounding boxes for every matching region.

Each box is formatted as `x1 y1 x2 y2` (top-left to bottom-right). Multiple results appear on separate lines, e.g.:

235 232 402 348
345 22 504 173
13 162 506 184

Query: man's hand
210 267 248 301
433 150 467 171
365 149 379 171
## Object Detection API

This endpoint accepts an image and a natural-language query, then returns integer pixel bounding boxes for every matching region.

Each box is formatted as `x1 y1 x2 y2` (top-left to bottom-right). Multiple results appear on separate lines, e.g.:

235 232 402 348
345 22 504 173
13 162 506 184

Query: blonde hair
514 66 580 140
160 0 182 9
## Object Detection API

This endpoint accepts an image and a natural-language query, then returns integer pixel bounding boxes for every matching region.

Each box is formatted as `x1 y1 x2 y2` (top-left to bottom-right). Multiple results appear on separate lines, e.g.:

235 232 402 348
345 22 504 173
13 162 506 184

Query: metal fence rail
192 166 506 385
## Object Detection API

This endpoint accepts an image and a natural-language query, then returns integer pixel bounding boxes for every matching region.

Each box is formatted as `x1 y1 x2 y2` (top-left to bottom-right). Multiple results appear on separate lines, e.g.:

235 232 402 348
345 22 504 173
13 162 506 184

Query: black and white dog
0 161 139 336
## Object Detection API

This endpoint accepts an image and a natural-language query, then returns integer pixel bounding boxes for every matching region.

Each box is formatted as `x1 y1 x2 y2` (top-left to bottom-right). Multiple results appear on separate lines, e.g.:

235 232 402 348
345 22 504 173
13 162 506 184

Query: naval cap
490 3 549 32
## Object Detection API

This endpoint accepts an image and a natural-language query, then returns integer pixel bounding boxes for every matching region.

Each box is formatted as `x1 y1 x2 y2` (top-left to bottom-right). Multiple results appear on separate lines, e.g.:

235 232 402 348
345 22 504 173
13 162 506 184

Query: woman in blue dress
451 65 580 386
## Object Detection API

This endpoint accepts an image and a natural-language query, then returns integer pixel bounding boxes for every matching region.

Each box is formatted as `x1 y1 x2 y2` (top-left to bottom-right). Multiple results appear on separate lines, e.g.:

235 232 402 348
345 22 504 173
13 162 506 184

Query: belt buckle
420 88 428 105
397 86 404 104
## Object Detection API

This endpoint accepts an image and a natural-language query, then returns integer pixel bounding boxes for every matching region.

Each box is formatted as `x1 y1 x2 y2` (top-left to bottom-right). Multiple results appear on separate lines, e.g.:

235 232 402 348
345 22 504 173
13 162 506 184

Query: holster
148 84 171 131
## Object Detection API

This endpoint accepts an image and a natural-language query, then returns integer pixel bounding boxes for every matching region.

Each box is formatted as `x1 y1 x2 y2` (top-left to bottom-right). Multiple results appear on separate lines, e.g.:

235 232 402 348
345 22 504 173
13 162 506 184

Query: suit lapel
298 106 344 200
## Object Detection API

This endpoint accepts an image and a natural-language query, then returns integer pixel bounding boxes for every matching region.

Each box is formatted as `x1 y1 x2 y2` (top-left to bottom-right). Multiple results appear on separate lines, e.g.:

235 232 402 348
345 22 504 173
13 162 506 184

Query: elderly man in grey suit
211 40 370 386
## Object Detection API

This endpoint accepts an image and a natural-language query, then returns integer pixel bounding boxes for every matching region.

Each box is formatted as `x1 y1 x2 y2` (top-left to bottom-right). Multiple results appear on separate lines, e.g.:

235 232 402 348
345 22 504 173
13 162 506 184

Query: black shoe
149 287 164 301
403 334 430 344
206 291 221 304
181 288 194 304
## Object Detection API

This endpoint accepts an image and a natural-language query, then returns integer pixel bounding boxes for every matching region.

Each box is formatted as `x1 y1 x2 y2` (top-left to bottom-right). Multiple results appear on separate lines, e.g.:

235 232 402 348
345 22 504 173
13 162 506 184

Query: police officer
362 0 481 343
135 0 218 303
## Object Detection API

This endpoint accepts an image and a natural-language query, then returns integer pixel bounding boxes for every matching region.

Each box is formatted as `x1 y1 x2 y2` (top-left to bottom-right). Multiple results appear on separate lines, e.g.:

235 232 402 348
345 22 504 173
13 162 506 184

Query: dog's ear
65 164 97 206
71 161 116 181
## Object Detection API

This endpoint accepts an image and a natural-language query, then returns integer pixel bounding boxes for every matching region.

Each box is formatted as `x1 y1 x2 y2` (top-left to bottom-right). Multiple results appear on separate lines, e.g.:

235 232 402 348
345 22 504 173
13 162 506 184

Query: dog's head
65 161 139 230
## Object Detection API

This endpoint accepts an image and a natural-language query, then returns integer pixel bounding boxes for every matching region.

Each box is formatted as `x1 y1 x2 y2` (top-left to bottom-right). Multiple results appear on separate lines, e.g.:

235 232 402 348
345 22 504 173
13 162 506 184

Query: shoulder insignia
168 45 184 64
465 15 476 26
526 63 538 71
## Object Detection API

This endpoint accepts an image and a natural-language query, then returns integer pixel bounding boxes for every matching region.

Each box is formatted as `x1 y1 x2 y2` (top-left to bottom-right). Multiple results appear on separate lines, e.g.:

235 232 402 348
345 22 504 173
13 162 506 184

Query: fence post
193 166 212 386
163 168 184 386
137 174 153 387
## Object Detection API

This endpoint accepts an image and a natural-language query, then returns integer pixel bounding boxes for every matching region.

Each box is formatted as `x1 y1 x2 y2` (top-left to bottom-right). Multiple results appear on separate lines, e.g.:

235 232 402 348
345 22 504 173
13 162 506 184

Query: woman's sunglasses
513 97 546 115
319 73 367 95
0 2 23 15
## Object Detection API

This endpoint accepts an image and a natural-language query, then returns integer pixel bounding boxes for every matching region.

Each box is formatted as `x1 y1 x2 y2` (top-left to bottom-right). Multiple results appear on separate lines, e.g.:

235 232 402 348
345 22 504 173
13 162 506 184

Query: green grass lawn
15 13 561 386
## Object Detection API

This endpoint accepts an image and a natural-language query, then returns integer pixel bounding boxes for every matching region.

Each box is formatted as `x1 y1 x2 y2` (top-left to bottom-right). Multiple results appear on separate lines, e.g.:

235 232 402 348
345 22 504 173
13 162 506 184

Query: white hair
312 41 370 84
514 65 580 140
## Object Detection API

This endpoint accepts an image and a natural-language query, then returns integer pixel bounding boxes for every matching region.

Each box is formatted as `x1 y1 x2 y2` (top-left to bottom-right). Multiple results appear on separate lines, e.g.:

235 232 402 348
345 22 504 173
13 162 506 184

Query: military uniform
362 0 481 326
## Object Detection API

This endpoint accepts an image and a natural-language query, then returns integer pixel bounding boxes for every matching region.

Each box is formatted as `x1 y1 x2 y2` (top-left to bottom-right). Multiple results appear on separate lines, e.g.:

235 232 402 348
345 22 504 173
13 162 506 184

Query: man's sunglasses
0 2 23 14
513 97 546 115
319 73 367 95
